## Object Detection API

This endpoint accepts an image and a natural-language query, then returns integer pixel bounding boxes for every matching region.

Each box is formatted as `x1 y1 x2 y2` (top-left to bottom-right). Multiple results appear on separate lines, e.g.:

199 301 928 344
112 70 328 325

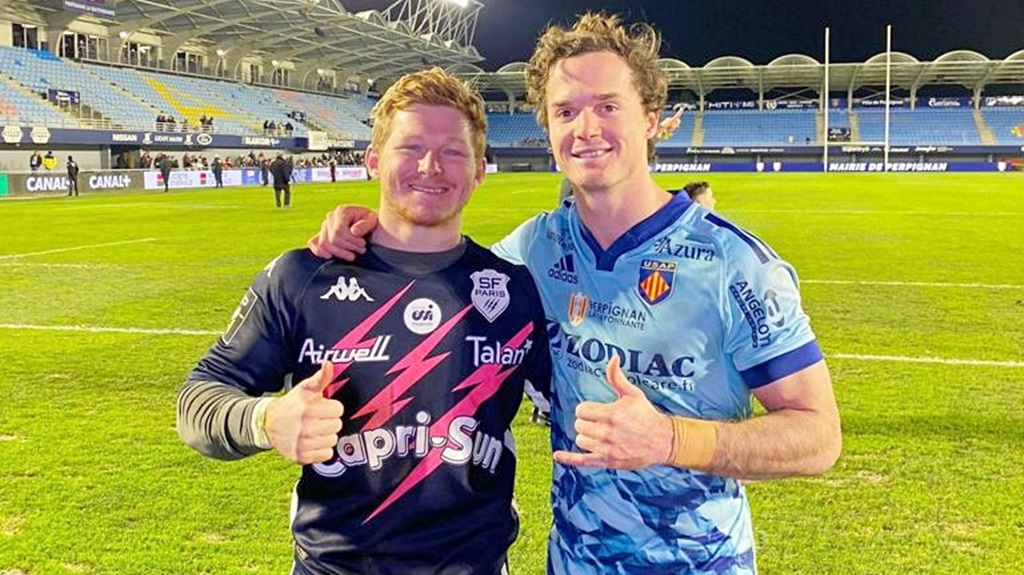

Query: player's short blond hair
525 12 668 139
370 67 487 162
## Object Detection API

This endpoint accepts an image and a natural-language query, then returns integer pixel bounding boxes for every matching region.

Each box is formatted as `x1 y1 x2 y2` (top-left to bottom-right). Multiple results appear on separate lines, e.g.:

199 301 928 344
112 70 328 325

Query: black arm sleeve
176 379 270 461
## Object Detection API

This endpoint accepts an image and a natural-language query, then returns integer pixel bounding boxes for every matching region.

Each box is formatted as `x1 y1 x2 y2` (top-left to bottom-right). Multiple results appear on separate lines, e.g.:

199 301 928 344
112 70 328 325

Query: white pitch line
0 324 218 336
803 279 1023 290
0 238 156 260
733 209 1024 217
0 263 113 269
1 324 1021 367
830 353 1024 368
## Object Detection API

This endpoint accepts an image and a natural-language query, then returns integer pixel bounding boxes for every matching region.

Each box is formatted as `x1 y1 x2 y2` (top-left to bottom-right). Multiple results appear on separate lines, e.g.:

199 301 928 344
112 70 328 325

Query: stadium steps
692 112 704 146
848 111 861 141
973 108 995 145
78 64 163 125
0 70 80 126
75 102 119 129
815 111 823 144
143 76 259 132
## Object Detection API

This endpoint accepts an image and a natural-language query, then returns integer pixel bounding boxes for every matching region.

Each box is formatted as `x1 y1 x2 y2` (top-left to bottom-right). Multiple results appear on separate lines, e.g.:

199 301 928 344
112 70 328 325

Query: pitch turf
1 172 1022 574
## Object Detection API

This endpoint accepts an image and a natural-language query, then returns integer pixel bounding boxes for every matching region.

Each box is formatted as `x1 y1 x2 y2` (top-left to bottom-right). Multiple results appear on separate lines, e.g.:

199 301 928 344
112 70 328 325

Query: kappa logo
320 276 374 302
547 254 579 284
470 269 510 322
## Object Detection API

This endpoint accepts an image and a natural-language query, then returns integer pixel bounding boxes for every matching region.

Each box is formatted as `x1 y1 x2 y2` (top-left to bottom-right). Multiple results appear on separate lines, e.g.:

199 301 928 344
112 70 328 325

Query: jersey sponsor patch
637 260 677 305
470 269 510 322
567 292 589 327
729 280 776 349
222 288 258 344
403 298 442 334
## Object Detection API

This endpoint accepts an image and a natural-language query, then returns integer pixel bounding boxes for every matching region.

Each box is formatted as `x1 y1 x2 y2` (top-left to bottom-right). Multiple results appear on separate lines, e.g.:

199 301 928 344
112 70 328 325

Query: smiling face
367 103 484 235
545 50 659 196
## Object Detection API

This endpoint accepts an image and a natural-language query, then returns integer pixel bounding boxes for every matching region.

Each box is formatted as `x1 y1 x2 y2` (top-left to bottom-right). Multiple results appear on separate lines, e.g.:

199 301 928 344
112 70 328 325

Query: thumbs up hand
553 356 674 470
265 362 345 465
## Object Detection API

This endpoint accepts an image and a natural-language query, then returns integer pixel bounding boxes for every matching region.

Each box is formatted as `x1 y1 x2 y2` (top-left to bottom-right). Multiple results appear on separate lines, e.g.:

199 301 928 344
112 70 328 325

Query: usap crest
470 269 510 322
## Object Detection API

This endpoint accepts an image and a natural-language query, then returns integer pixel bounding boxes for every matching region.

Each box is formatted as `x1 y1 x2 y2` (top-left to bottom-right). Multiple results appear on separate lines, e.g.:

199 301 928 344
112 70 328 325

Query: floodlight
441 0 469 8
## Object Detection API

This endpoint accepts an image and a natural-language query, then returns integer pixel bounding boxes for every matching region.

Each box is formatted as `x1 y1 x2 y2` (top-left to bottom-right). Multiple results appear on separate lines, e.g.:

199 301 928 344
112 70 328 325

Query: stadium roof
454 49 1024 103
29 0 484 86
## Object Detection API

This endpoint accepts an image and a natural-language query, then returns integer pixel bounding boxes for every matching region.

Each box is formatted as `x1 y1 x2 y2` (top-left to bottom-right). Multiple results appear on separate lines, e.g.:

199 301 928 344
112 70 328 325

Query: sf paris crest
471 269 510 322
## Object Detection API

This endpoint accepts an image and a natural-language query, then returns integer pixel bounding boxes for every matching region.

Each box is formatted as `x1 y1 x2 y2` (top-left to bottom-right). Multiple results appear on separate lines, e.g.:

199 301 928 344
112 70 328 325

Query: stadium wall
0 148 105 172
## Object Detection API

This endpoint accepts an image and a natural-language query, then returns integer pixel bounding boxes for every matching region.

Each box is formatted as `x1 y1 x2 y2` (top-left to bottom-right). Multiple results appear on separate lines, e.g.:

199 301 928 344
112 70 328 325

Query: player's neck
575 178 672 250
371 218 463 253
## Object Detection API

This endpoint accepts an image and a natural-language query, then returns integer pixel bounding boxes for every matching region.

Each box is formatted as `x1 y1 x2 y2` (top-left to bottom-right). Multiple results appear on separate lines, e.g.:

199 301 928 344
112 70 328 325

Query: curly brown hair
525 12 668 137
370 67 487 162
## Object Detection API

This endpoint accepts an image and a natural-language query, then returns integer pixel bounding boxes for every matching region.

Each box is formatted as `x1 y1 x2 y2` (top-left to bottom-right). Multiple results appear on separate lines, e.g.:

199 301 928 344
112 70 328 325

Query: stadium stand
856 107 983 145
1 0 1022 174
0 74 75 127
982 107 1024 144
486 113 546 147
272 89 373 140
701 109 817 146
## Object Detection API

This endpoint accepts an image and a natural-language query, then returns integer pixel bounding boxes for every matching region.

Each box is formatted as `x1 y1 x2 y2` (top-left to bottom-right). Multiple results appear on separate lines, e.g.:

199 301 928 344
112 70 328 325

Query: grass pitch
1 172 1022 574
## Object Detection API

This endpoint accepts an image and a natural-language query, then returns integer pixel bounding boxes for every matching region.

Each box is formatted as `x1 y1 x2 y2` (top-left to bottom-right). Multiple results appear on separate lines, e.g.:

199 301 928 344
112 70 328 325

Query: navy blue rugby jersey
189 242 551 575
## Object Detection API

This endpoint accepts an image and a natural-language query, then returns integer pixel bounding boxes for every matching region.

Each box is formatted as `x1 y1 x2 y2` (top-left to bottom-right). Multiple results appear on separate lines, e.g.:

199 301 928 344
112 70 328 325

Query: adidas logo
547 254 579 284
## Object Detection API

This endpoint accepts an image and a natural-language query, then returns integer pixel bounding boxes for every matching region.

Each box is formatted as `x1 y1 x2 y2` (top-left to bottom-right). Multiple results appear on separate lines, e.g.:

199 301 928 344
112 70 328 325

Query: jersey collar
578 191 692 272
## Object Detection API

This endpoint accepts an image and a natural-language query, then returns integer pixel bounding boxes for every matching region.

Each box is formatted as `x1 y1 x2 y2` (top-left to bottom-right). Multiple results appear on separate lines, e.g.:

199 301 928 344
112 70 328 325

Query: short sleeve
722 244 823 388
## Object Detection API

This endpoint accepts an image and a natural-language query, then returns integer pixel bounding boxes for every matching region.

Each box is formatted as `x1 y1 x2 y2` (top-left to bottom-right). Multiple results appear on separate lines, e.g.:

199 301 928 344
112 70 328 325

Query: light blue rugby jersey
492 192 823 575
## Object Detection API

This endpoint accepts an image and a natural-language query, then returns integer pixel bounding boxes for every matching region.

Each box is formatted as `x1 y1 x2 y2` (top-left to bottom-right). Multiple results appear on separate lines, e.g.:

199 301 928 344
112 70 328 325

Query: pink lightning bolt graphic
321 281 416 398
363 322 536 523
352 305 474 428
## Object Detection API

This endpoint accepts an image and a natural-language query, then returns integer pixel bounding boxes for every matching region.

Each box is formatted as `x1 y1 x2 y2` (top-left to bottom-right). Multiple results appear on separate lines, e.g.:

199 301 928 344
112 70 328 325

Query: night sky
346 0 1024 68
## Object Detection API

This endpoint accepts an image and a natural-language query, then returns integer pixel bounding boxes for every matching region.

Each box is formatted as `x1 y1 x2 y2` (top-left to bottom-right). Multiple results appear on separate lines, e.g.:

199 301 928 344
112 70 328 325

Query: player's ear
364 145 380 179
473 155 486 188
644 109 659 140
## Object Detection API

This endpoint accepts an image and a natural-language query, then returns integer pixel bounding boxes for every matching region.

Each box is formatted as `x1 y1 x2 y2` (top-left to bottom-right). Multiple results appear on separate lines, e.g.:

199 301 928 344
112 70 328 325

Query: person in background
66 155 79 197
211 156 224 188
158 154 172 193
269 154 291 208
682 180 717 210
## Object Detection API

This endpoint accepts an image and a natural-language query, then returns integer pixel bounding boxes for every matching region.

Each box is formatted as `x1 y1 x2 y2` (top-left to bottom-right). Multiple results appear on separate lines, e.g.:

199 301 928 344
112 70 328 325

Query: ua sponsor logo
320 276 374 302
403 298 442 334
470 269 510 322
547 254 579 284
